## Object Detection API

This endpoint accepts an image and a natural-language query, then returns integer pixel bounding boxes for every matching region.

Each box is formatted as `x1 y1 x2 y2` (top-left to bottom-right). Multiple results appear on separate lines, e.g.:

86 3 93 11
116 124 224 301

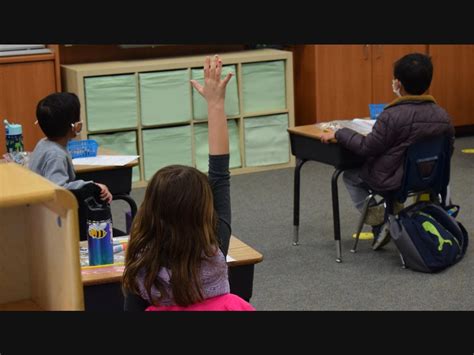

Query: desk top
74 147 139 174
0 163 77 209
288 125 337 143
81 235 263 286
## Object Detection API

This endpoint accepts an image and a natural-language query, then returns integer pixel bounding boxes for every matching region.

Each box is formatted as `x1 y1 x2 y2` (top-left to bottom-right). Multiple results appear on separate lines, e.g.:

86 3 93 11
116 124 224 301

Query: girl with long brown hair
122 55 254 311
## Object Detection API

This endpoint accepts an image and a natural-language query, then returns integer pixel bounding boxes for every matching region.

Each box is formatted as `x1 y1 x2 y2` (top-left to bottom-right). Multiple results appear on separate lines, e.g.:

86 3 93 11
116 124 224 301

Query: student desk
74 148 139 224
74 148 139 196
81 236 263 311
287 125 365 263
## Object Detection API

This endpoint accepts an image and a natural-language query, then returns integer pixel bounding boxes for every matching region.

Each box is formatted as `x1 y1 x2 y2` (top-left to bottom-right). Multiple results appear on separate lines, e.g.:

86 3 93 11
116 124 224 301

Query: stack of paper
72 155 139 166
343 119 376 135
316 118 376 136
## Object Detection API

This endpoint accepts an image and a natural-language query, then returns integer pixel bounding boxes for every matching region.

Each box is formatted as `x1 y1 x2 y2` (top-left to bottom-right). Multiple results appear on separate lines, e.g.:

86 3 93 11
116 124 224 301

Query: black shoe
372 223 391 250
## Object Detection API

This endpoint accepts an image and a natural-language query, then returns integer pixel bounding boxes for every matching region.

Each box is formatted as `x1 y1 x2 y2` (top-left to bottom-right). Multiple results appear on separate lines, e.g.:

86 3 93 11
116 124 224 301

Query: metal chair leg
399 252 406 269
351 194 374 253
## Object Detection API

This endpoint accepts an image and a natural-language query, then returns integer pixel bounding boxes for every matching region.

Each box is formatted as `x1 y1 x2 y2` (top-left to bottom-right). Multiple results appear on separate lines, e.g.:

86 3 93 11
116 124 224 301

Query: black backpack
389 201 468 273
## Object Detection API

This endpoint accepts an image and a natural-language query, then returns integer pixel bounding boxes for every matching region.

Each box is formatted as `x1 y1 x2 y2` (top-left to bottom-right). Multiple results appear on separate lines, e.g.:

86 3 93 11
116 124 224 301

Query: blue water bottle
85 197 114 266
4 119 24 153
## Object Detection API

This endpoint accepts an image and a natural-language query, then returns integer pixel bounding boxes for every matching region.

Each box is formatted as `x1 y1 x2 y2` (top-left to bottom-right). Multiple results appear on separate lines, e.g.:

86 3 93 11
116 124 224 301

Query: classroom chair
71 184 137 241
351 134 452 255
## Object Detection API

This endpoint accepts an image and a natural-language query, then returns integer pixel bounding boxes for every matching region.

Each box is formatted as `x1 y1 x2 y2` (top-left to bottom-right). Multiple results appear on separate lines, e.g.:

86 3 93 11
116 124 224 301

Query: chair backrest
396 135 451 205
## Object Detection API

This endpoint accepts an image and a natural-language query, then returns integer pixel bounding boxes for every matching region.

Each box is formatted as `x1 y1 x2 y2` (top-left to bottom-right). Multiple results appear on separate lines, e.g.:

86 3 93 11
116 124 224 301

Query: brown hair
122 165 219 306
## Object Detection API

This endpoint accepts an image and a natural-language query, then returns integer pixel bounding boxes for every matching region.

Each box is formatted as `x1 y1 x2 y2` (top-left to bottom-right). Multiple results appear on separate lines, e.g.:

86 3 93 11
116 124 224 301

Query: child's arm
191 55 232 155
191 55 233 255
43 156 91 190
335 114 394 157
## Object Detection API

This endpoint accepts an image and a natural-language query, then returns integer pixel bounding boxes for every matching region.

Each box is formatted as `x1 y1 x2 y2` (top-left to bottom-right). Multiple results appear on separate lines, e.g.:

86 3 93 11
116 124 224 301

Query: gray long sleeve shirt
28 138 92 190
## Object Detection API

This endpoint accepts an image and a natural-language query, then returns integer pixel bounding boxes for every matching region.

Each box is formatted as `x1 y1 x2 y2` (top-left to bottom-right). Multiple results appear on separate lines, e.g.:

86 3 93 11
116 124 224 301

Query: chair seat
351 134 451 256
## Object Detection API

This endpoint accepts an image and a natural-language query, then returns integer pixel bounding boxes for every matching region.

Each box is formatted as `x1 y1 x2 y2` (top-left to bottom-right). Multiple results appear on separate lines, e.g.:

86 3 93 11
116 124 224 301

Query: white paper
226 255 235 262
341 119 376 135
72 155 139 166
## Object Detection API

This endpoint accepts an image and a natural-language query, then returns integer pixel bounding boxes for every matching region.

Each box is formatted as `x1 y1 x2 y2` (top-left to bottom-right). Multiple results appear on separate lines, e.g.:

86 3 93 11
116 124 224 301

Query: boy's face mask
71 121 83 136
392 79 402 97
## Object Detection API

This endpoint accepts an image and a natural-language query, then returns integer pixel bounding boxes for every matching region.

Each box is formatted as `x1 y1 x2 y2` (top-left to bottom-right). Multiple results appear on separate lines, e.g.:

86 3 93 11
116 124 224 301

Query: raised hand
190 55 233 107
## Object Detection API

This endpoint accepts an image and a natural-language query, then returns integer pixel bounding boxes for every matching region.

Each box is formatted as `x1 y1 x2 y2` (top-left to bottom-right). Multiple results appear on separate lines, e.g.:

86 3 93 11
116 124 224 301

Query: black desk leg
331 169 344 263
293 158 307 246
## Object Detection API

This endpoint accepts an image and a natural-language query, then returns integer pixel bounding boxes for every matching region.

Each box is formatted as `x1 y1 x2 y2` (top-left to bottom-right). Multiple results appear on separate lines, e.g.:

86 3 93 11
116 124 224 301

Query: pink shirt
145 293 255 311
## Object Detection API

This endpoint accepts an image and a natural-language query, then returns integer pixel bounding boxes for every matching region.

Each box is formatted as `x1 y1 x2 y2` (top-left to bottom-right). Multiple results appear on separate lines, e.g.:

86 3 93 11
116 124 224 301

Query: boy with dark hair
320 53 455 249
29 92 112 203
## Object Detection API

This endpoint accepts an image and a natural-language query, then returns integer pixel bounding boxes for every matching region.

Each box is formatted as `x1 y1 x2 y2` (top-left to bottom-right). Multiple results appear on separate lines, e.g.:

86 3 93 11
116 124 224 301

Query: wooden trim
288 124 333 140
133 72 145 182
61 49 292 76
0 53 55 64
237 63 246 167
59 45 247 65
47 44 62 92
0 299 43 311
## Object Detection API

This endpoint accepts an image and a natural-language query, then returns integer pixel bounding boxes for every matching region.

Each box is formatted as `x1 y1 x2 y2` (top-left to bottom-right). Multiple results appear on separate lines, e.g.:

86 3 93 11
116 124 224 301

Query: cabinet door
429 45 474 127
0 61 57 152
315 45 372 121
372 45 428 104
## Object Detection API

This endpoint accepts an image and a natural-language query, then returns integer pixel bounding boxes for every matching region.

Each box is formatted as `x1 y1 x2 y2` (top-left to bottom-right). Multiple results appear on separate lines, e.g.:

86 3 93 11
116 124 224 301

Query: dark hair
36 92 80 139
122 165 219 307
393 53 433 95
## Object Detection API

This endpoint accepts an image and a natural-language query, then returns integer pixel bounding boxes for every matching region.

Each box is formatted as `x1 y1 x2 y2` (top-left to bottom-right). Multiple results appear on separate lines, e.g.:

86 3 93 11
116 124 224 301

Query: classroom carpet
111 136 474 310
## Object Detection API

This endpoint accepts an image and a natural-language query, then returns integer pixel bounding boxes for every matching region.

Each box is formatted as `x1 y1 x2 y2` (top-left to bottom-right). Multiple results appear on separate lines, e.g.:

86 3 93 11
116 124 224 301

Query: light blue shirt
28 138 91 190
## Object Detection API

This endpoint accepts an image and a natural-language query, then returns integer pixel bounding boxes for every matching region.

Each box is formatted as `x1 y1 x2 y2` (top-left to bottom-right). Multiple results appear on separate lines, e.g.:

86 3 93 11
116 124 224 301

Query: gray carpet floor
111 136 474 310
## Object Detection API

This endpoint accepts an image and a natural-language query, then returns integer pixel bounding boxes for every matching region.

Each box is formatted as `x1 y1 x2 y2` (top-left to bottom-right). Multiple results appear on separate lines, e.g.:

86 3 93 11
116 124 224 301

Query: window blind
0 45 52 57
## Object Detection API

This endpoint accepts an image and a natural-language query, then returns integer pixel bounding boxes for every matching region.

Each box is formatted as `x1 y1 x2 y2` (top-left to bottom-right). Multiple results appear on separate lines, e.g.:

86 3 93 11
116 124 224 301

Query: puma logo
422 221 453 252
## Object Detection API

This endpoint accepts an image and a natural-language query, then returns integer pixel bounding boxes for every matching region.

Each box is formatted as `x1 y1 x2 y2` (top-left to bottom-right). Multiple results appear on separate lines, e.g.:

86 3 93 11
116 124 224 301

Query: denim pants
342 168 372 213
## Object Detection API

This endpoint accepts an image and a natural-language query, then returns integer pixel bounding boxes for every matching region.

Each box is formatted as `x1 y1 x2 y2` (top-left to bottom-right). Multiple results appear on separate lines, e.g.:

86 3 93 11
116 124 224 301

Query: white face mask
392 79 402 97
71 121 83 137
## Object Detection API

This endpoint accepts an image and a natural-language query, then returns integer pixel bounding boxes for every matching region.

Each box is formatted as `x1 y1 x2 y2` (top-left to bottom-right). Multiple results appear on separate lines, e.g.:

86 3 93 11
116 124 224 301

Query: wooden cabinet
429 45 474 127
0 45 61 154
371 45 428 103
292 45 428 124
0 163 83 310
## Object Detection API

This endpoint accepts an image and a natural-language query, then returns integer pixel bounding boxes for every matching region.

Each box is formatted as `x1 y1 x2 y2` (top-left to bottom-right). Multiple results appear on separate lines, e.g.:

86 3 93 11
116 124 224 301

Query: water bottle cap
6 123 22 135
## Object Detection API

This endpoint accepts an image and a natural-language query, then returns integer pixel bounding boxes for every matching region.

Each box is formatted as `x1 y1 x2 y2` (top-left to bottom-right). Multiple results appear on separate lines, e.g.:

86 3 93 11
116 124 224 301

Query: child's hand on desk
95 183 113 204
320 130 336 144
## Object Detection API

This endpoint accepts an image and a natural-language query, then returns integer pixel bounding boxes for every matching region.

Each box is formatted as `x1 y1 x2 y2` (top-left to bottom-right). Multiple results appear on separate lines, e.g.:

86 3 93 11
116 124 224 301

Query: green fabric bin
88 131 140 182
242 60 286 114
194 120 241 172
139 69 192 126
85 75 138 132
244 114 289 167
191 65 240 120
142 125 192 180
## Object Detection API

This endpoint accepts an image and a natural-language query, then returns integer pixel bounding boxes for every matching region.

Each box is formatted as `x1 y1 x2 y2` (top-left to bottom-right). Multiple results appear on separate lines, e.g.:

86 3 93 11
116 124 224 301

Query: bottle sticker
88 222 109 239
